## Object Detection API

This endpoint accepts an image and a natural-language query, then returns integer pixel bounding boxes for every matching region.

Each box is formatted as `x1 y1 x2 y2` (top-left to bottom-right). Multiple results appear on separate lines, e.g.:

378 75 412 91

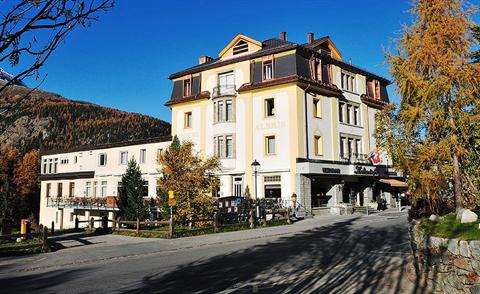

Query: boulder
429 214 441 222
460 209 478 224
457 208 466 220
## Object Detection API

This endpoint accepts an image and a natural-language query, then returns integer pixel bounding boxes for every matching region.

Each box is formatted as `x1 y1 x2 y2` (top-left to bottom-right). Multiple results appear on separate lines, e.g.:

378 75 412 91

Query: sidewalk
0 213 355 274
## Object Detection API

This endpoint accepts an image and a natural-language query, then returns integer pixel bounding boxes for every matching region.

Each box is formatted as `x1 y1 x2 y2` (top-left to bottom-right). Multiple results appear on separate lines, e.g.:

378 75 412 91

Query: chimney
307 32 314 44
199 55 213 65
280 32 286 41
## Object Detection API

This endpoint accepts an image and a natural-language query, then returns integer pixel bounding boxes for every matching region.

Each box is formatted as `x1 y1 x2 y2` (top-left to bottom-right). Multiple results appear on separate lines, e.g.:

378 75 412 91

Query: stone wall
410 220 480 293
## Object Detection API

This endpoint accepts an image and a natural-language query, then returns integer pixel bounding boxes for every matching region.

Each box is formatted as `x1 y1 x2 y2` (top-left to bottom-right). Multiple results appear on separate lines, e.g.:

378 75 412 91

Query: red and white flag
369 148 381 165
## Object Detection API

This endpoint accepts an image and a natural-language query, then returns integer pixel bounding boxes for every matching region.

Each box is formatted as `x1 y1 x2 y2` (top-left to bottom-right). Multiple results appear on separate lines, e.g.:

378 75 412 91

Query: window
353 106 360 126
314 136 323 156
99 153 107 166
313 98 321 118
184 112 192 129
117 181 123 196
226 100 233 121
226 136 233 158
140 149 146 164
46 183 51 197
57 183 62 197
42 159 47 174
74 156 78 164
265 136 276 155
54 159 58 173
233 40 248 55
217 136 224 158
339 101 360 126
69 182 75 197
311 58 322 81
120 151 128 165
85 182 92 197
142 180 149 197
183 79 191 97
217 101 224 122
263 175 281 198
263 60 273 80
340 135 362 159
341 71 356 93
60 158 69 165
218 71 235 95
101 181 107 197
265 98 275 117
156 149 163 158
93 181 98 198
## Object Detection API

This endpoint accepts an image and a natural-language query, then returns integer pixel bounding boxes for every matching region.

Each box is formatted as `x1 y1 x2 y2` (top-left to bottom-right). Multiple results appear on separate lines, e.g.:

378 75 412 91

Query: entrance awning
379 179 408 188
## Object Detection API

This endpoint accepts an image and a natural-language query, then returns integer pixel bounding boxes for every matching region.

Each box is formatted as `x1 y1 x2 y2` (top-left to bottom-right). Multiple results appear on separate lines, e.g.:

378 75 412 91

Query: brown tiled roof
360 94 388 109
237 75 342 96
169 36 391 85
41 135 172 156
164 91 211 107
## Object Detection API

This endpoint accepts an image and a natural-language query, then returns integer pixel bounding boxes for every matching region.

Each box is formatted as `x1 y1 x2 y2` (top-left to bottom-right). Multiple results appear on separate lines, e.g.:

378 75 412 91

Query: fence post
287 207 292 224
117 217 121 232
366 205 369 216
136 218 140 234
213 211 219 233
42 226 49 253
169 218 174 238
102 216 108 229
249 209 255 229
75 217 79 230
90 217 94 229
51 221 54 235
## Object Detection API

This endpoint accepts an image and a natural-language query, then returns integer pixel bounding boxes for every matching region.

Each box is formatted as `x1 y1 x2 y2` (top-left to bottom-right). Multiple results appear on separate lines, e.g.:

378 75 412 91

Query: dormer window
310 58 322 81
183 78 191 97
233 40 248 55
263 60 273 80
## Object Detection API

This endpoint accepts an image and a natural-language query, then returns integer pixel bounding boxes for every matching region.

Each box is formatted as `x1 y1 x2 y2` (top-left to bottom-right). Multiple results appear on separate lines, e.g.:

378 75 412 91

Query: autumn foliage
377 0 480 214
157 136 220 221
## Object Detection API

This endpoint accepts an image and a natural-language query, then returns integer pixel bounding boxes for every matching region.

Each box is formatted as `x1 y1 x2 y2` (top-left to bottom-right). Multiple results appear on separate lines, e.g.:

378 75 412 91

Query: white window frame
98 153 107 166
139 149 146 164
120 151 128 165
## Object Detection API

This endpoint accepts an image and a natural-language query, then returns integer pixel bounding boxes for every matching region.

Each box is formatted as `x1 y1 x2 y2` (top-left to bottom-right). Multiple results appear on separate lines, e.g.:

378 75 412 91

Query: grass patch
0 239 43 256
112 219 291 239
419 213 480 240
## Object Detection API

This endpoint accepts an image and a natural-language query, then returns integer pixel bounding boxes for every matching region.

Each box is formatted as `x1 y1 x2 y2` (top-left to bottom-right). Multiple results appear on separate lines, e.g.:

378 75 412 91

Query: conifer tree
118 158 149 221
377 0 480 212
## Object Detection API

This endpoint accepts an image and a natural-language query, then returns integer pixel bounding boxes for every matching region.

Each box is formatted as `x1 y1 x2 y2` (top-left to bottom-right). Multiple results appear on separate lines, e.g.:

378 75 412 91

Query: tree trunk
453 153 463 211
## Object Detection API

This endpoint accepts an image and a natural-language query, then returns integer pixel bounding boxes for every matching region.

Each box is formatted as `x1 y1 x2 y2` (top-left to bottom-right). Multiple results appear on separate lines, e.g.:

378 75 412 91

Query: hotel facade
40 32 403 229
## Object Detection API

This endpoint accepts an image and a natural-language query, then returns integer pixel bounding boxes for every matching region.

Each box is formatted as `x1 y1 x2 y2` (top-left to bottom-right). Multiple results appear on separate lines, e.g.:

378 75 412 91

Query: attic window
183 78 191 97
233 40 248 55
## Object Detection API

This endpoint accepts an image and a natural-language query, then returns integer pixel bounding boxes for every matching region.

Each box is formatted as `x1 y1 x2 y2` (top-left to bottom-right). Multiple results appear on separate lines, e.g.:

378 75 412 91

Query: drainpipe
304 84 311 160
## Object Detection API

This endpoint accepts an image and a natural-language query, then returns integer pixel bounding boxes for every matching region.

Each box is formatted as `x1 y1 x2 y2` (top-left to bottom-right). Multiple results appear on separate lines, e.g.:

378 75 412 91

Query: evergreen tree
118 158 149 221
377 0 480 212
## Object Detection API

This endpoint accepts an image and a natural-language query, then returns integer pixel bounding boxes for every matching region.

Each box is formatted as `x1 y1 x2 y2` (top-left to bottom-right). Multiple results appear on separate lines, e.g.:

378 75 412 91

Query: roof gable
306 36 343 61
218 34 262 59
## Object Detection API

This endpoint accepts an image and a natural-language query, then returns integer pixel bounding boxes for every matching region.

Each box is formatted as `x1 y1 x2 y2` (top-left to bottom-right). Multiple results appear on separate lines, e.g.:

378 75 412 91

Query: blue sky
2 0 466 122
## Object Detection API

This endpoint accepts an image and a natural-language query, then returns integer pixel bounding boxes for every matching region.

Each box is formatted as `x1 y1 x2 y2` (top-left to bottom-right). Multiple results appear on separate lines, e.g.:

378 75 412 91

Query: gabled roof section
304 36 343 61
218 34 262 59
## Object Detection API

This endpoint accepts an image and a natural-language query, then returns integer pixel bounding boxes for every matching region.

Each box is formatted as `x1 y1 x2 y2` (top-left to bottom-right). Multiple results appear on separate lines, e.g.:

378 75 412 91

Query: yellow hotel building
166 32 402 214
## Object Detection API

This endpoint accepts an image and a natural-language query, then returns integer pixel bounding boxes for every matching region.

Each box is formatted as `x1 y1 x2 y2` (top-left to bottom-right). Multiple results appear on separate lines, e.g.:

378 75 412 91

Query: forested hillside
0 82 171 152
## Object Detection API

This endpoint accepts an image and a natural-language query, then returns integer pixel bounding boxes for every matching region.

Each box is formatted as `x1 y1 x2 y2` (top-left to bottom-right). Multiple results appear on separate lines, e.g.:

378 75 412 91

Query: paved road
0 210 415 293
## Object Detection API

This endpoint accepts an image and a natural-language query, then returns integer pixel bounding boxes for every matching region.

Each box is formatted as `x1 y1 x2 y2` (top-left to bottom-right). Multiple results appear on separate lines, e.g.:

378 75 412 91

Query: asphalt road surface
0 210 415 293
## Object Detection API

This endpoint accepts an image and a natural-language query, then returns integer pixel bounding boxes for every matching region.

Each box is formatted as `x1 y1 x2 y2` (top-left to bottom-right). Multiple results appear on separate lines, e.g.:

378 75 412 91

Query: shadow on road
126 217 420 294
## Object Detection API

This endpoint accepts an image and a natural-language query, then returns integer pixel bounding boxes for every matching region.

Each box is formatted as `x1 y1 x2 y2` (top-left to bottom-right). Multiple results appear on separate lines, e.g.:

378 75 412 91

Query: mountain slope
0 82 171 152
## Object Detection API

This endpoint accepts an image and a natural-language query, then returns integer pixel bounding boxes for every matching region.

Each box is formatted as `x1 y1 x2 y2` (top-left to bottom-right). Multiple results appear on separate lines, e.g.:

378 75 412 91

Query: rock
430 236 448 248
449 239 460 255
471 284 480 294
430 214 441 222
460 240 472 258
469 241 480 260
460 209 478 223
458 208 466 220
453 257 472 271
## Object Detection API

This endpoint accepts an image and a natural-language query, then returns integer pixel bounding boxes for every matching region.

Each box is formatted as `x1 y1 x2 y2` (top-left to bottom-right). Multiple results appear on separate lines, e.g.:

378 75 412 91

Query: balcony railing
212 85 236 98
339 153 371 164
46 196 120 211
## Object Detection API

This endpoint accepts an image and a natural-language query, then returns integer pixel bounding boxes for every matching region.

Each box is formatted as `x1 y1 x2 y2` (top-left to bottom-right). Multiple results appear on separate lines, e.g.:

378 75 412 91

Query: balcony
339 153 371 164
46 196 120 211
212 85 236 98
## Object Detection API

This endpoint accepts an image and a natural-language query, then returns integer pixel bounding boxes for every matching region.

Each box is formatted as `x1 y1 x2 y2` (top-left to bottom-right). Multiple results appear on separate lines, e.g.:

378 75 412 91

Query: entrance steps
354 206 378 215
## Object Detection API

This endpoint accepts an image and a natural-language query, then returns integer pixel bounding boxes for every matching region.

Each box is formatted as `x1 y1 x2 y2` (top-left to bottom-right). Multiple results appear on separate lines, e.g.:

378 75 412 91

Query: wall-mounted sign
322 167 341 174
354 165 378 175
256 121 286 130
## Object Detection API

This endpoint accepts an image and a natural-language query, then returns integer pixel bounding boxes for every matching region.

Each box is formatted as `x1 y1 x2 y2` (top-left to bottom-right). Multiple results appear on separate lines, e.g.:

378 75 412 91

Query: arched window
233 40 248 55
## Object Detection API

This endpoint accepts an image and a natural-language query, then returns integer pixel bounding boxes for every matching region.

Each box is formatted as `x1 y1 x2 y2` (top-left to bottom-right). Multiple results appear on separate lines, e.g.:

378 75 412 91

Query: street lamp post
251 159 261 218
